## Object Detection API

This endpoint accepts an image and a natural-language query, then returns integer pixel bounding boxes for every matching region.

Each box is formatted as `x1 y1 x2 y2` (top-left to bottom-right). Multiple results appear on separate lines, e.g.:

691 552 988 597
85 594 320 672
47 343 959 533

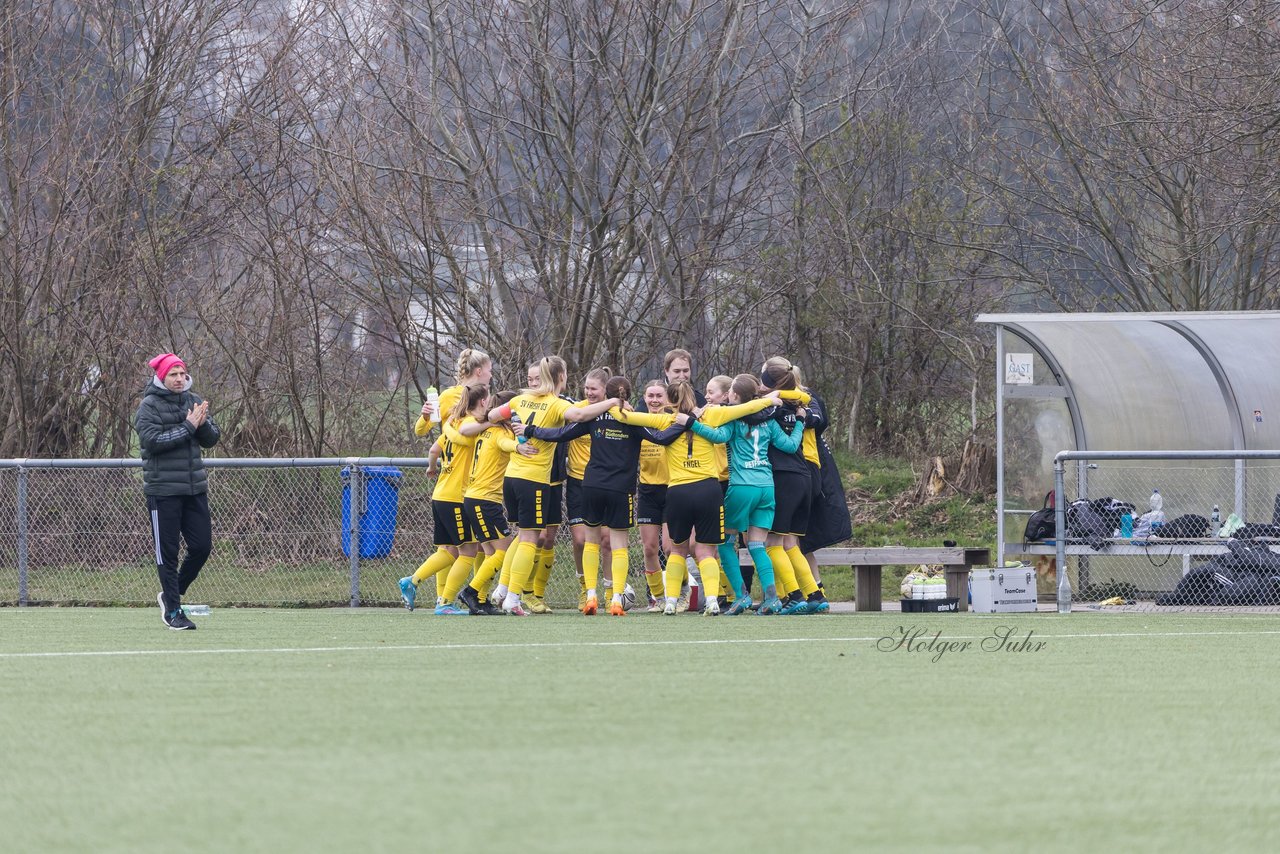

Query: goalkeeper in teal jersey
686 373 804 615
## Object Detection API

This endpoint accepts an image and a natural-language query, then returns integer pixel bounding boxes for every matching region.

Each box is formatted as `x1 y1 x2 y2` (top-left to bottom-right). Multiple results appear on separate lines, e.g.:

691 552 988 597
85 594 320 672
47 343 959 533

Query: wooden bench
740 547 991 611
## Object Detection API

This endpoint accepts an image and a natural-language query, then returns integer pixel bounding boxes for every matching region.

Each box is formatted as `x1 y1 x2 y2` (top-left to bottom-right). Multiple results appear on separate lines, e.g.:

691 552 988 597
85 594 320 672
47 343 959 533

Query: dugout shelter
977 311 1280 576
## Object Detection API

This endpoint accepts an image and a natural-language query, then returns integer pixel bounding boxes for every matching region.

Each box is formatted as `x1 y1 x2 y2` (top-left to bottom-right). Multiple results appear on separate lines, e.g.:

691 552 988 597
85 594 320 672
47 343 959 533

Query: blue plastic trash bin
341 466 403 558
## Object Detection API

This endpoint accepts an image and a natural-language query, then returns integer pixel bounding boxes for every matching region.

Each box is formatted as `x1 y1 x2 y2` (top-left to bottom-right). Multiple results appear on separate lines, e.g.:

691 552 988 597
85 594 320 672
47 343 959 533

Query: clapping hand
186 401 209 428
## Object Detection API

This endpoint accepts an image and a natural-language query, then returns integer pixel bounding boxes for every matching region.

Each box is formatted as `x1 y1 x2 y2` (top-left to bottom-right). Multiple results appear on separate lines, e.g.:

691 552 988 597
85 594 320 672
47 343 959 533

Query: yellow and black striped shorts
463 497 511 543
431 499 472 546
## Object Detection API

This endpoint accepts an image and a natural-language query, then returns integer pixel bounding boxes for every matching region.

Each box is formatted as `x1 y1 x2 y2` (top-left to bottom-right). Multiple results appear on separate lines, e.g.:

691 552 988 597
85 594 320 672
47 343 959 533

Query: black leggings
148 492 213 611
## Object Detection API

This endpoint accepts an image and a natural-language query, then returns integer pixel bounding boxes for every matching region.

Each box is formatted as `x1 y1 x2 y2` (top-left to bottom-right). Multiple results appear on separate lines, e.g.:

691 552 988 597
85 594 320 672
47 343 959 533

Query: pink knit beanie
149 353 186 381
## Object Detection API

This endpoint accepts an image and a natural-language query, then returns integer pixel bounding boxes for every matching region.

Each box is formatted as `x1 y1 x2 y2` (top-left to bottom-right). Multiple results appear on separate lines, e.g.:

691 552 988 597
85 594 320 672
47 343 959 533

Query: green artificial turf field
3 608 1277 853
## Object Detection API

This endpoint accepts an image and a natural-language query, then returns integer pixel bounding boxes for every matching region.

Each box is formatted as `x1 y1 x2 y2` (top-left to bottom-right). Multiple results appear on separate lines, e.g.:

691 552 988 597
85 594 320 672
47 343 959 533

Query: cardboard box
969 568 1037 613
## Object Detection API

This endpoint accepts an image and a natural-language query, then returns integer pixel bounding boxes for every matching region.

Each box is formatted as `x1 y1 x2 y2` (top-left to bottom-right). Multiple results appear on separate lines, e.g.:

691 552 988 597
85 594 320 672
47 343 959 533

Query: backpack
1066 499 1111 550
1023 491 1056 542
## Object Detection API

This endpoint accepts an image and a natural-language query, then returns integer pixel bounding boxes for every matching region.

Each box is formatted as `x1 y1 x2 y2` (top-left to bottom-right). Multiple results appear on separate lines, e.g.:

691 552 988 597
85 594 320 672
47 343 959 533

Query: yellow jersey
697 408 730 480
566 399 592 480
463 422 519 503
432 415 476 502
636 406 674 485
638 441 668 485
502 392 575 484
663 398 772 488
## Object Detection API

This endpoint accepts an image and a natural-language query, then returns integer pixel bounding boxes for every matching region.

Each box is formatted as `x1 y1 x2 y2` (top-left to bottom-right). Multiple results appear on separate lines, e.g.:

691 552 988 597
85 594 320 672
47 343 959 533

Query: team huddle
397 348 853 617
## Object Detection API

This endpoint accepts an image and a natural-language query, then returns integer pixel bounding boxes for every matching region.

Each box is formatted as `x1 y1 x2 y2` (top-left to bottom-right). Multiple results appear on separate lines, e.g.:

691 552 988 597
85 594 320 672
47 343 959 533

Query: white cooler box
969 567 1037 613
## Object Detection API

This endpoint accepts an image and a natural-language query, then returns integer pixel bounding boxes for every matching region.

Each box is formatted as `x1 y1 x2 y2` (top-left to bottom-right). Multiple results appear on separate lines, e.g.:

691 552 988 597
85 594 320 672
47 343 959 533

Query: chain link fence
1037 451 1280 611
0 458 652 609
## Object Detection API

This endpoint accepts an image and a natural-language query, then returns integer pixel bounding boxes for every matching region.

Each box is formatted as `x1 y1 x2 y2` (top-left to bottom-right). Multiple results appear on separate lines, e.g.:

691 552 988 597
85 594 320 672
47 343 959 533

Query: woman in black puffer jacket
135 353 220 630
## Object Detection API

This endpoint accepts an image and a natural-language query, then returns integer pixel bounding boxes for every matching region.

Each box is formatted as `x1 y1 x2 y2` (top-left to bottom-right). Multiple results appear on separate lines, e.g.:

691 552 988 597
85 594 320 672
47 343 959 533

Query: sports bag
1023 491 1056 542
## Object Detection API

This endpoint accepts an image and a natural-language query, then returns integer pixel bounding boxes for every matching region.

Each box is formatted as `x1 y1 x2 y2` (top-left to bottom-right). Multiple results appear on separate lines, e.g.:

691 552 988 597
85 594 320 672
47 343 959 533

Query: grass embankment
821 449 997 601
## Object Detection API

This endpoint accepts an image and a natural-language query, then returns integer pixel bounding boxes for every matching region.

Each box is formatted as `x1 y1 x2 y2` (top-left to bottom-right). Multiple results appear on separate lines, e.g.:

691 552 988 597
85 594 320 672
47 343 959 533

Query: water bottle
1149 489 1164 534
510 411 528 443
1211 505 1221 536
1120 512 1134 538
425 386 440 422
182 604 210 616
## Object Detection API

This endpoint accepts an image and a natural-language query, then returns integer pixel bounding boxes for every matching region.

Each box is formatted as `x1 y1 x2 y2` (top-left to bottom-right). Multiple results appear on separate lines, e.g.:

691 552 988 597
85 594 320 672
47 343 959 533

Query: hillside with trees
3 0 1277 462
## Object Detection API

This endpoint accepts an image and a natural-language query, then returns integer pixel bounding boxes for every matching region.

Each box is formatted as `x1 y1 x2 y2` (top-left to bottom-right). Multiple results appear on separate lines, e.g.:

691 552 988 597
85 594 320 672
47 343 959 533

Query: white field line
3 629 1280 660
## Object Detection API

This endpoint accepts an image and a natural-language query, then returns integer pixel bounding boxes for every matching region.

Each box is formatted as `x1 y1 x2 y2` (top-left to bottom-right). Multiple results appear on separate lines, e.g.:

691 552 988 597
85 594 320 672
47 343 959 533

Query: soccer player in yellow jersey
486 356 620 615
702 375 738 607
650 380 779 615
636 380 673 610
442 391 539 615
663 348 703 610
399 385 488 614
402 349 492 609
564 368 612 610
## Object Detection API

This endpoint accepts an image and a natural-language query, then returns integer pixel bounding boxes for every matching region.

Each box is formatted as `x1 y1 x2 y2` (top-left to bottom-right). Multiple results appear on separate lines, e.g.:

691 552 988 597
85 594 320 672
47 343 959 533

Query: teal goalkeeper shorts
723 483 775 533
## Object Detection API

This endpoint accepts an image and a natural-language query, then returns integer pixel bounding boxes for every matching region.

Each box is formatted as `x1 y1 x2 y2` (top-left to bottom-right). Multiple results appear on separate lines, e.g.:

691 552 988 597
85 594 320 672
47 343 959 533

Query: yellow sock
611 549 629 598
533 547 554 598
582 542 601 595
767 546 797 596
719 568 731 598
699 557 721 598
787 546 818 596
645 570 664 599
411 548 455 585
471 550 504 597
664 557 687 600
601 547 614 592
507 541 538 601
498 545 519 589
441 554 476 602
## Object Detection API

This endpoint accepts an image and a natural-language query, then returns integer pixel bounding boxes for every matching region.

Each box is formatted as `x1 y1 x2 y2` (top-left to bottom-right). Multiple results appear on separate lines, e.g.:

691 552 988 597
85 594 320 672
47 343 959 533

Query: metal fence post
1054 460 1069 614
349 461 363 607
16 462 28 606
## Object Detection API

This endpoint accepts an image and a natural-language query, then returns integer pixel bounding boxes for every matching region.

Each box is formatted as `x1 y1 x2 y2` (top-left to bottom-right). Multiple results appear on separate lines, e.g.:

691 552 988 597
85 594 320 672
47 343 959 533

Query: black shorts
503 477 554 530
583 485 634 530
544 482 564 527
771 469 813 537
565 477 586 527
432 500 471 546
664 479 724 545
636 483 666 526
464 498 511 543
719 479 728 498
